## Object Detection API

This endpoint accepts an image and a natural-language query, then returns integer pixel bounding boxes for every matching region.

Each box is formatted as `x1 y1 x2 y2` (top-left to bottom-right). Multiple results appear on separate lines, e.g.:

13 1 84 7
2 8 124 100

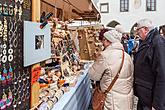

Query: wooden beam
32 0 41 22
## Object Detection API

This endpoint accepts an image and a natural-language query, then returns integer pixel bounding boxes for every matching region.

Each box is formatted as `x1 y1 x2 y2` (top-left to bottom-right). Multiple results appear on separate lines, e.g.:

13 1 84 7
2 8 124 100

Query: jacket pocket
135 78 153 90
135 84 152 107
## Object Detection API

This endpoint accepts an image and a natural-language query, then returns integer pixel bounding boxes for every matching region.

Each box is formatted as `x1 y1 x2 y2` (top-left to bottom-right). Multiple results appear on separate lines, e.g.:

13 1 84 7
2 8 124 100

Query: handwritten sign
31 66 41 85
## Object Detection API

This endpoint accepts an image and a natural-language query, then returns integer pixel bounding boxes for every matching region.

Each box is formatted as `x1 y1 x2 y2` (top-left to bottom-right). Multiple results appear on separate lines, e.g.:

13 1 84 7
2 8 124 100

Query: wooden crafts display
77 26 102 60
29 19 83 110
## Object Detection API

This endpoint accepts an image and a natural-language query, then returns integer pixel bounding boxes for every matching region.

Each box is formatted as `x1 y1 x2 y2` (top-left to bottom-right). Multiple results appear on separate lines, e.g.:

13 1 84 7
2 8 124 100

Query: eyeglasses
136 26 146 31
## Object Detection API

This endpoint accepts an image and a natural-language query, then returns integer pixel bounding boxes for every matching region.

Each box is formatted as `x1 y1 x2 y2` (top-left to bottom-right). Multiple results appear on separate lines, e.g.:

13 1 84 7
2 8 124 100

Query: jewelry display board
0 0 32 110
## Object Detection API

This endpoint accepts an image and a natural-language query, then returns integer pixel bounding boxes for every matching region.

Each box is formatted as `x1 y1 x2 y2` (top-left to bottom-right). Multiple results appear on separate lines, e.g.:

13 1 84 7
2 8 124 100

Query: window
120 0 129 12
146 0 156 11
100 3 109 13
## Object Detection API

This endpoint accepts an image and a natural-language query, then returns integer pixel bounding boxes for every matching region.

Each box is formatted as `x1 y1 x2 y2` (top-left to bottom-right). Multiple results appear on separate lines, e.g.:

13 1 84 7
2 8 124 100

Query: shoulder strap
104 49 125 94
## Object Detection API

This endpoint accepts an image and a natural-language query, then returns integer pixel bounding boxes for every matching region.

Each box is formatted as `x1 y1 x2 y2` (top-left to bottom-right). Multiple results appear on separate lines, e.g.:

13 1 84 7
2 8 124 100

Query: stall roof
68 0 100 21
42 0 100 21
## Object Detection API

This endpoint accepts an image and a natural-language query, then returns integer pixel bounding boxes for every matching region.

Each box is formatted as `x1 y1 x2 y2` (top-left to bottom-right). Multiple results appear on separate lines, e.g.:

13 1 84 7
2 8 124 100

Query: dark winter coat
134 28 165 110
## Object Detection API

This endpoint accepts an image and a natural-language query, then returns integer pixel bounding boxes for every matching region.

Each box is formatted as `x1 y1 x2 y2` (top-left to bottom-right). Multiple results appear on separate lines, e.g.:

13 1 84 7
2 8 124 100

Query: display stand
0 0 32 110
52 68 91 110
77 26 102 60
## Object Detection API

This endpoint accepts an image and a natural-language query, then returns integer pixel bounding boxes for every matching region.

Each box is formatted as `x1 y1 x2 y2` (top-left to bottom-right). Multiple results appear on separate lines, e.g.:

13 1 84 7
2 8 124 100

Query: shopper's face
137 27 148 41
101 37 106 47
101 37 110 48
160 29 164 36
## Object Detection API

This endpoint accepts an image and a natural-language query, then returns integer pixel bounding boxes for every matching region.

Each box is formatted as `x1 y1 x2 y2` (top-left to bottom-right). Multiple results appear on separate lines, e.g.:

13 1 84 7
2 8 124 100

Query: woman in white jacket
89 29 134 110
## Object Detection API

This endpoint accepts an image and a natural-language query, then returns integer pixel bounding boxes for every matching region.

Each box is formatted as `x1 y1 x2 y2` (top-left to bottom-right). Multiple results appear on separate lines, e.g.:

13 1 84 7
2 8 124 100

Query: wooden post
31 0 41 108
30 64 41 108
32 0 40 22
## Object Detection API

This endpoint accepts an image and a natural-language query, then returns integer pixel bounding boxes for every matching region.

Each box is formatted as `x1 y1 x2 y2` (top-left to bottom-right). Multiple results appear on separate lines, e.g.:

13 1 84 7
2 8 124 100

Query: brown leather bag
92 50 125 110
92 87 106 110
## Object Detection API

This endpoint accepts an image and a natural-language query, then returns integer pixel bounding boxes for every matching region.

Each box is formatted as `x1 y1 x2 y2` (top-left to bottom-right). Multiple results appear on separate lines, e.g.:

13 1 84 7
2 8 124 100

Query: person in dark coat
159 25 165 37
134 19 165 110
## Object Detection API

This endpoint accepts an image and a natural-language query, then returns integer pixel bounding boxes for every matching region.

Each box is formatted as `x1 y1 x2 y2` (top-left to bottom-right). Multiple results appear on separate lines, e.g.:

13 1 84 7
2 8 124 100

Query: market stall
0 0 101 110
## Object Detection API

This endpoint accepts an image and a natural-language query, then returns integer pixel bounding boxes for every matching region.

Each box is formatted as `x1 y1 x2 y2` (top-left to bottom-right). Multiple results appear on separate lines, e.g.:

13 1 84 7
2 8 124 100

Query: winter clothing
103 30 122 43
89 42 134 110
134 28 165 110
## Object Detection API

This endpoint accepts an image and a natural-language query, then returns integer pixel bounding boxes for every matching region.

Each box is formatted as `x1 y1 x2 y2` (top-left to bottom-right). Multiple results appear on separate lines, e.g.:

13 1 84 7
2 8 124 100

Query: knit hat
103 29 122 43
115 24 125 33
99 28 109 41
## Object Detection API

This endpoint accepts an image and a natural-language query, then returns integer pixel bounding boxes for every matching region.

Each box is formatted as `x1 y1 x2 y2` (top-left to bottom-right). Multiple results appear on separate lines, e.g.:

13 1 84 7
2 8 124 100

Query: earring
23 0 31 10
7 64 13 84
3 2 9 16
9 4 14 16
12 95 17 109
2 44 7 64
15 0 19 3
6 87 13 107
14 4 18 16
0 89 7 110
18 6 22 21
1 66 7 85
8 49 13 62
19 0 24 4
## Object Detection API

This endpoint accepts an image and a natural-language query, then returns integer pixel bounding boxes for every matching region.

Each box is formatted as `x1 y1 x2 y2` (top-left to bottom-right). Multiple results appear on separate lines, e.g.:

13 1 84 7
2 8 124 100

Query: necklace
2 17 7 64
0 20 3 38
8 17 14 62
3 17 7 42
0 21 3 64
12 19 18 48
